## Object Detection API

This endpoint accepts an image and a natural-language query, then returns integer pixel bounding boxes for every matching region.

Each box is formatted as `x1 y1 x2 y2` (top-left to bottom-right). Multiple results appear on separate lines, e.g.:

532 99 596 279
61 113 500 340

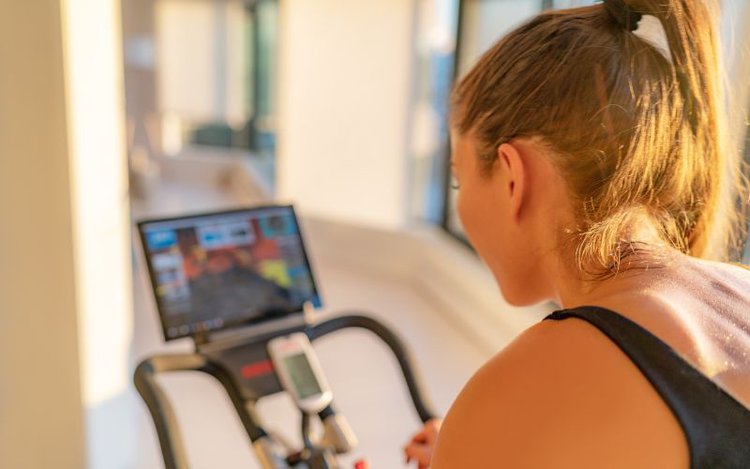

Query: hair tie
602 0 643 32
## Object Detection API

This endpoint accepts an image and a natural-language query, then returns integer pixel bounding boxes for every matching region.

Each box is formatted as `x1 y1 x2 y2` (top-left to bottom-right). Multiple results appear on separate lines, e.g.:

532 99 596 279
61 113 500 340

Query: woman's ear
496 141 526 222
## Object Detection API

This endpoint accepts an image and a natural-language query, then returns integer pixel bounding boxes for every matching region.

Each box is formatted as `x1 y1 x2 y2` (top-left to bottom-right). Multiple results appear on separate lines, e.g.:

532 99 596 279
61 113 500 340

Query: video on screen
140 207 320 340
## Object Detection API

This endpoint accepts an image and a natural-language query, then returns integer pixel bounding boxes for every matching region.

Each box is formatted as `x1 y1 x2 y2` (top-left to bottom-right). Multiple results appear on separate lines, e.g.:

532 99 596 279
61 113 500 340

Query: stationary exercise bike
134 206 436 468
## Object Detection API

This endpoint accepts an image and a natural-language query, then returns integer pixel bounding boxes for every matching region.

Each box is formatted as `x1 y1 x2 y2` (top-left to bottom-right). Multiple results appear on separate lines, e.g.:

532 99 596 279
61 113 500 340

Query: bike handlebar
134 313 438 469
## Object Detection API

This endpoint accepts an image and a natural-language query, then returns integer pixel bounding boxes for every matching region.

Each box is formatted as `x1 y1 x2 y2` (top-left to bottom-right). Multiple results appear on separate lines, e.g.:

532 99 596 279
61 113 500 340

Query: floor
128 176 492 468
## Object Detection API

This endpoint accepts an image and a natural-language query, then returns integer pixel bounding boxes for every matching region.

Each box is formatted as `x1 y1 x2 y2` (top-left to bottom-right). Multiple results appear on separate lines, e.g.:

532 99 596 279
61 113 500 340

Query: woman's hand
403 418 443 468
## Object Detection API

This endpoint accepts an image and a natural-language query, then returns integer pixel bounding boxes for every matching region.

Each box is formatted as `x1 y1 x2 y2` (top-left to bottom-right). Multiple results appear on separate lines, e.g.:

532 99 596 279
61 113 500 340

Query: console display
138 205 321 341
283 353 323 399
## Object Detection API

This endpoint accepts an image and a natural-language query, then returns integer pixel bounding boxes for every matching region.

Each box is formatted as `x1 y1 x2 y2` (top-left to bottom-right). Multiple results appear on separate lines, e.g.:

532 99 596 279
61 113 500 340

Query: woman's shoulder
431 318 689 469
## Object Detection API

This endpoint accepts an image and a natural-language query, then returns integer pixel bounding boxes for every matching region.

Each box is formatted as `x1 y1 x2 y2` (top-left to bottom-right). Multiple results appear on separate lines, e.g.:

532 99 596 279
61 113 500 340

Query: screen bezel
137 204 321 342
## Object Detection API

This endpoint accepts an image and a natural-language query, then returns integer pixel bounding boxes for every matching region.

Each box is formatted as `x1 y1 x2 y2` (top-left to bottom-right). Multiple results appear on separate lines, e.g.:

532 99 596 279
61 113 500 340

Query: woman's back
593 255 750 406
431 255 750 468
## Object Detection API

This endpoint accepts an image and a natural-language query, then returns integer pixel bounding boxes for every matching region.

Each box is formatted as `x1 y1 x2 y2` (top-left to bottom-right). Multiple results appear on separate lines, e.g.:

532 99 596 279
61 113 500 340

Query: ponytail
606 0 740 260
452 0 746 274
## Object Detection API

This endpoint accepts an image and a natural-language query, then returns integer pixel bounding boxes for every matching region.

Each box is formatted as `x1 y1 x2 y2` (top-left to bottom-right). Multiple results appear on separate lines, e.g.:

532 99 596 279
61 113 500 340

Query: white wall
0 2 85 468
0 1 134 468
156 0 248 125
61 0 136 468
277 0 417 229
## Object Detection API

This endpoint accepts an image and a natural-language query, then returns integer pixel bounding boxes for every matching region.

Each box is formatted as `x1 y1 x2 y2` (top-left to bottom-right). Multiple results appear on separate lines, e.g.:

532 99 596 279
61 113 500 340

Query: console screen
138 205 321 341
283 353 323 399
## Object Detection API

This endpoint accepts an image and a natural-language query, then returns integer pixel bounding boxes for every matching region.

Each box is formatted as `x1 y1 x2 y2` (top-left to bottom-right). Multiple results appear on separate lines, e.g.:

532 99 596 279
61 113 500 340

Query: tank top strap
544 306 750 468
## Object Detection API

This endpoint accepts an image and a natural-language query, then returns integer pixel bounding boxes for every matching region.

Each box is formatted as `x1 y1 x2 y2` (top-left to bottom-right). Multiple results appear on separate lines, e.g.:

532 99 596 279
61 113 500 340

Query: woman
404 0 750 467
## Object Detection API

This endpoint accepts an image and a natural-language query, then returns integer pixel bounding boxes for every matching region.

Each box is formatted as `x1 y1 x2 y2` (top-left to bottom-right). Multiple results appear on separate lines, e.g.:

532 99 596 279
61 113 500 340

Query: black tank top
545 306 750 468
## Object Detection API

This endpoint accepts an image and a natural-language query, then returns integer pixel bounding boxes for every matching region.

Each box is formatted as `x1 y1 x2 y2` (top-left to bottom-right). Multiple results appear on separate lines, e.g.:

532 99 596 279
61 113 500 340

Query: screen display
139 205 321 341
283 353 323 399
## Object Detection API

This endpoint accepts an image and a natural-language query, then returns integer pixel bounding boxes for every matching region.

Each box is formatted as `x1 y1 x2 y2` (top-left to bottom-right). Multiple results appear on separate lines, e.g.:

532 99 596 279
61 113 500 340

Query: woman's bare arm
431 319 689 469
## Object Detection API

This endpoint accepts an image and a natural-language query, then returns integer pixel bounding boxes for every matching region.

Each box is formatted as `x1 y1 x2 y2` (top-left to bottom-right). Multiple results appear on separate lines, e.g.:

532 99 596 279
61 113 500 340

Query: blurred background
1 0 749 468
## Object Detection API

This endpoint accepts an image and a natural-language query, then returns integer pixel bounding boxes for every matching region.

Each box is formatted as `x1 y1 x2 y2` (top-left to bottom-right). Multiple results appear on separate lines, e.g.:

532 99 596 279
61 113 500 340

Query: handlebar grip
134 355 206 469
134 354 271 468
319 407 358 453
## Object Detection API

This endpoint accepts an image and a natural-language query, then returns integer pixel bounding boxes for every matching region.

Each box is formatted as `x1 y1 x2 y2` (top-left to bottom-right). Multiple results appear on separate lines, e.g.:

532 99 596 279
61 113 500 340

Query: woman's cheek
456 192 477 241
456 190 491 259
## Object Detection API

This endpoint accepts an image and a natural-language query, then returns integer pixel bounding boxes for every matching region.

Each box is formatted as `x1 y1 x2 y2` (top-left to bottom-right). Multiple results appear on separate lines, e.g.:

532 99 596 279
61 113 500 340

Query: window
409 0 461 224
123 0 279 188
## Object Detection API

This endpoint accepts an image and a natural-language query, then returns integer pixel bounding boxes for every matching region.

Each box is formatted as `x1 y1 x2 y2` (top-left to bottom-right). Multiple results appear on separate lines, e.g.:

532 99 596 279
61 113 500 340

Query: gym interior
1 1 749 468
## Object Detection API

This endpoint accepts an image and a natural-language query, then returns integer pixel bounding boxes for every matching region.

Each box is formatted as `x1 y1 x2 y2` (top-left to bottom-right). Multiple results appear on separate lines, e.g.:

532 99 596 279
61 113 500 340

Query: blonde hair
452 0 747 275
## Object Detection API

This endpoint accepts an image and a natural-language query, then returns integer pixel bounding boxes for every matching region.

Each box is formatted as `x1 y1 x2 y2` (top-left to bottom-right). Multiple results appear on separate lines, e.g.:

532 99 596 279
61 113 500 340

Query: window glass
409 0 461 223
123 0 278 189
